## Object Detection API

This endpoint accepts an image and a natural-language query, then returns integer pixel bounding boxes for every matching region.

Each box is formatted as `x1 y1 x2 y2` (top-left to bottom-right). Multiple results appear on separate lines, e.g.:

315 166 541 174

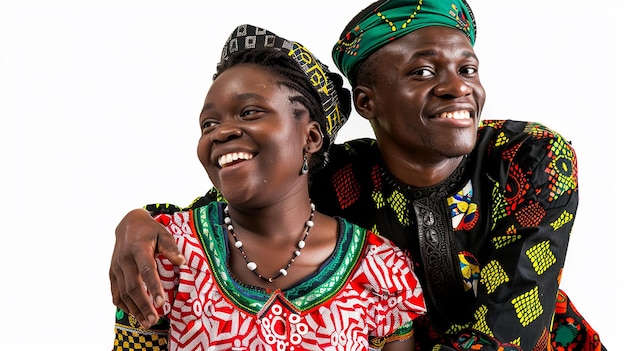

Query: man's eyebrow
409 49 478 61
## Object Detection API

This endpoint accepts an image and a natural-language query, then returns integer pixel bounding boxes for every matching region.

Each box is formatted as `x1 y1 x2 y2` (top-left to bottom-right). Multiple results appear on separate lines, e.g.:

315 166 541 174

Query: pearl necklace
224 202 316 283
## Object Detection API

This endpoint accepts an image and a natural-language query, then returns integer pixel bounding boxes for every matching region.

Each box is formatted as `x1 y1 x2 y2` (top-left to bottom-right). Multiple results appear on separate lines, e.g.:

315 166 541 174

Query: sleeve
143 187 221 215
112 308 169 351
450 121 579 351
357 233 427 343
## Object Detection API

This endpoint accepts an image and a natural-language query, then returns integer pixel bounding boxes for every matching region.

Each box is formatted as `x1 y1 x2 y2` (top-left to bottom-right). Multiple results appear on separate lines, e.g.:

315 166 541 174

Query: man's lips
434 110 471 119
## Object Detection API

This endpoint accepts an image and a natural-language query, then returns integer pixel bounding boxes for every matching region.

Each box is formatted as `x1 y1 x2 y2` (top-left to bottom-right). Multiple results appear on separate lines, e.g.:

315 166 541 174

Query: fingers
109 208 173 328
139 216 185 311
110 242 156 327
156 226 186 266
127 254 160 328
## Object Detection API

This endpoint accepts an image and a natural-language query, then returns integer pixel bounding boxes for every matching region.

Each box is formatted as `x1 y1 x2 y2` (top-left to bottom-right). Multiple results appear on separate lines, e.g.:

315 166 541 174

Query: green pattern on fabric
333 0 476 84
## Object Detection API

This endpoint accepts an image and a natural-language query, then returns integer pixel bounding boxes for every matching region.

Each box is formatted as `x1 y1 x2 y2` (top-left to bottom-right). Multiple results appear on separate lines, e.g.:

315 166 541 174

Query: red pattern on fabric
152 210 425 350
332 164 361 209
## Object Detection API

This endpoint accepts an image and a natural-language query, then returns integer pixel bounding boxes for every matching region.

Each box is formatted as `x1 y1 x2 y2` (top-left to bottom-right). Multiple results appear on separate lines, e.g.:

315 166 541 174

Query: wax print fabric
116 119 604 351
113 202 426 350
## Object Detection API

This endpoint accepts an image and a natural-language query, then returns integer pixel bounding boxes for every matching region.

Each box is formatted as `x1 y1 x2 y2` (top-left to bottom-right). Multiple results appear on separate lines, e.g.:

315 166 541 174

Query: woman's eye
241 108 263 118
201 120 218 130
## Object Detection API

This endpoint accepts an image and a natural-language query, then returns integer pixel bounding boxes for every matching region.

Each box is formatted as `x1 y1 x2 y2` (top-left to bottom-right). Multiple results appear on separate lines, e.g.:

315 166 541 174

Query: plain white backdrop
1 1 620 349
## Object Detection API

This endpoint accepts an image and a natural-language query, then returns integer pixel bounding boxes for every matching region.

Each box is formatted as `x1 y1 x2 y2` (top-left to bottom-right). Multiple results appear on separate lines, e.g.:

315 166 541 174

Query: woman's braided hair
214 47 342 174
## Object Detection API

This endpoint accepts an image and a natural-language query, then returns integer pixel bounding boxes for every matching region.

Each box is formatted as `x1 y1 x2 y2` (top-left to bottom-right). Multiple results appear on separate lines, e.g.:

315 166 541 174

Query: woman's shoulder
340 219 414 274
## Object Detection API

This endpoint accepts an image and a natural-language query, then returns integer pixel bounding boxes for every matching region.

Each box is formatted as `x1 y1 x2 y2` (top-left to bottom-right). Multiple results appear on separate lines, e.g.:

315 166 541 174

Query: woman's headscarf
220 24 351 146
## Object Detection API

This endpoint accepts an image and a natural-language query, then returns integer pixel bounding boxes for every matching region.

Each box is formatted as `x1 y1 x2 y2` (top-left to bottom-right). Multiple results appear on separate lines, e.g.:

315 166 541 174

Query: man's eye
460 66 477 75
412 68 435 78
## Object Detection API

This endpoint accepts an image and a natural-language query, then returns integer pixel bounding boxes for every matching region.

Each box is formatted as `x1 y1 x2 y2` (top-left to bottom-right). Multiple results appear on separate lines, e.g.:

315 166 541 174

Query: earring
300 154 309 175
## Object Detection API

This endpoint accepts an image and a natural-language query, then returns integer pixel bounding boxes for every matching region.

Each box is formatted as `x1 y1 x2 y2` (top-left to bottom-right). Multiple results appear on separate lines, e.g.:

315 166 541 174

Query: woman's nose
210 121 243 143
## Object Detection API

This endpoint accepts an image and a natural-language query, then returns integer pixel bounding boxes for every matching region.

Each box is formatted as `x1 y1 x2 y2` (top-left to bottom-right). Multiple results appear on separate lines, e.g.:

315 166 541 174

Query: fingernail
155 295 164 307
148 315 157 326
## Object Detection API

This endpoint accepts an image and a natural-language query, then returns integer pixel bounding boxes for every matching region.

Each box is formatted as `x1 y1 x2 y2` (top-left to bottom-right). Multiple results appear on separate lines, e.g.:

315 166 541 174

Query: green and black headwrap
219 24 351 146
333 0 476 85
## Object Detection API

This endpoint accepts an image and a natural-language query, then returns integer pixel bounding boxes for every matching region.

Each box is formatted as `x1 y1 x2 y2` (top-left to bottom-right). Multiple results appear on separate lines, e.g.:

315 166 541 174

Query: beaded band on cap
332 0 476 85
220 24 350 145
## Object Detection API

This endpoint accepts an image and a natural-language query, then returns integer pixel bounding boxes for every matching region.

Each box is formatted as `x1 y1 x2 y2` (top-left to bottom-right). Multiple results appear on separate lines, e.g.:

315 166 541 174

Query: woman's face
197 63 313 207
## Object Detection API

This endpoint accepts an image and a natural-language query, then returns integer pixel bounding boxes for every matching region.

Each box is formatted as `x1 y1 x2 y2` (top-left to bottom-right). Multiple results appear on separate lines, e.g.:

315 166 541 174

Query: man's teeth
438 110 470 119
218 152 253 167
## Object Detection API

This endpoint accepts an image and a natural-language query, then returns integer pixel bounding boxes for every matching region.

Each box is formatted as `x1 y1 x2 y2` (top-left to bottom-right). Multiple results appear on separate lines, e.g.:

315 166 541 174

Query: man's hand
109 208 185 328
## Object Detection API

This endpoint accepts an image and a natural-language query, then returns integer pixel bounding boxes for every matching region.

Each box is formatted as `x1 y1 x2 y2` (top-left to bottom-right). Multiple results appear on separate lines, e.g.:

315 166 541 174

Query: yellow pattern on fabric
512 286 543 327
446 319 472 335
113 328 167 351
376 0 422 32
511 337 521 347
472 305 493 336
490 181 508 229
389 189 410 226
491 225 521 249
551 210 574 231
526 240 556 275
372 189 384 208
524 122 553 139
481 260 510 294
494 131 509 147
546 137 577 201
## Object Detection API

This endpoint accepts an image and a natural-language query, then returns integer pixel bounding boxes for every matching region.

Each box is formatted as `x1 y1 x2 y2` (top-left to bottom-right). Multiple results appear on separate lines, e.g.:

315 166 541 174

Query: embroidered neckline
384 156 469 200
192 202 369 314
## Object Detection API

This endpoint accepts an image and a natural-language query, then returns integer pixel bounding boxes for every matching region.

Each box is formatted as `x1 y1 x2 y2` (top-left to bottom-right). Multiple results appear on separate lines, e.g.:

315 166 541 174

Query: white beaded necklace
224 202 316 283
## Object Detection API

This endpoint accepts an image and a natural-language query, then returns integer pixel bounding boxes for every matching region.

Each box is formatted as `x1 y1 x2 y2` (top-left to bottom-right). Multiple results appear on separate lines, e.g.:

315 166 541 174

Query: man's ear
353 85 375 120
305 121 324 153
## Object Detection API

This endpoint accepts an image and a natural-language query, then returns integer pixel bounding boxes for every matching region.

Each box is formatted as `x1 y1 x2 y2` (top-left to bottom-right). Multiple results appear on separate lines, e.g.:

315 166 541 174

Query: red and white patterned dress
134 202 426 350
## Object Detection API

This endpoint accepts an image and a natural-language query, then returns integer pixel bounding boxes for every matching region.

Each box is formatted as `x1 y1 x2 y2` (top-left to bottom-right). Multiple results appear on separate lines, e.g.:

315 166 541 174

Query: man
110 0 604 350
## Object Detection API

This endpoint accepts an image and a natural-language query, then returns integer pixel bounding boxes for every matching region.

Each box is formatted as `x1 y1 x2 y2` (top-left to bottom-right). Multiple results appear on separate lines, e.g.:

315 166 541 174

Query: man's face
361 26 486 169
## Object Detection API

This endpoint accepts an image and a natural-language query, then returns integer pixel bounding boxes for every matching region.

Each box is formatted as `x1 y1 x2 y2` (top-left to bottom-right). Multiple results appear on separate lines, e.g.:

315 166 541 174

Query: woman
112 24 426 350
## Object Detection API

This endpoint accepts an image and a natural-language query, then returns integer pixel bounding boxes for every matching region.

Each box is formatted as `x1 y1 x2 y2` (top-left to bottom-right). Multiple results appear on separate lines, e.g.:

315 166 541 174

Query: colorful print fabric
116 119 604 351
114 202 426 350
304 119 602 350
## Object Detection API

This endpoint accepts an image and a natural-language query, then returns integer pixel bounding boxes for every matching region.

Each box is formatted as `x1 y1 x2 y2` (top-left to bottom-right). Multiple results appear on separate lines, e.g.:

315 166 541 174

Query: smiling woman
111 24 426 350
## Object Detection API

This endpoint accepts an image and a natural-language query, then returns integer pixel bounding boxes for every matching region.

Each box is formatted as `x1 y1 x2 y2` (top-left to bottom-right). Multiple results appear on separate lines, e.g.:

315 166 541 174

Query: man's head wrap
219 24 351 146
333 0 476 85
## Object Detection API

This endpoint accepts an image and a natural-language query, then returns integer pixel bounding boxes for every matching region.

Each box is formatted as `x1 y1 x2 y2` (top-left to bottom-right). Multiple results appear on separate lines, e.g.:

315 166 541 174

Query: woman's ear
305 121 324 153
353 85 375 120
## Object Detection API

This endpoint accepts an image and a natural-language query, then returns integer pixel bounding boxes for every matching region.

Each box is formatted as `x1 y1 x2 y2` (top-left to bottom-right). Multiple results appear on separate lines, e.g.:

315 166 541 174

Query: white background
1 1 620 349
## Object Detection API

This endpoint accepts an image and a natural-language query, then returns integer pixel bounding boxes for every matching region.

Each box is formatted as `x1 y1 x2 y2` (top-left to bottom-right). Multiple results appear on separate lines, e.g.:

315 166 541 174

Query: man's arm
109 208 185 329
450 121 579 350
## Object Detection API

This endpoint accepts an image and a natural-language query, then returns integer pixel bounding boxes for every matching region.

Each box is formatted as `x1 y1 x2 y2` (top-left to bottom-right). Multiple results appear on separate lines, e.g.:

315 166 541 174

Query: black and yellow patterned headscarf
333 0 476 85
219 24 351 146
